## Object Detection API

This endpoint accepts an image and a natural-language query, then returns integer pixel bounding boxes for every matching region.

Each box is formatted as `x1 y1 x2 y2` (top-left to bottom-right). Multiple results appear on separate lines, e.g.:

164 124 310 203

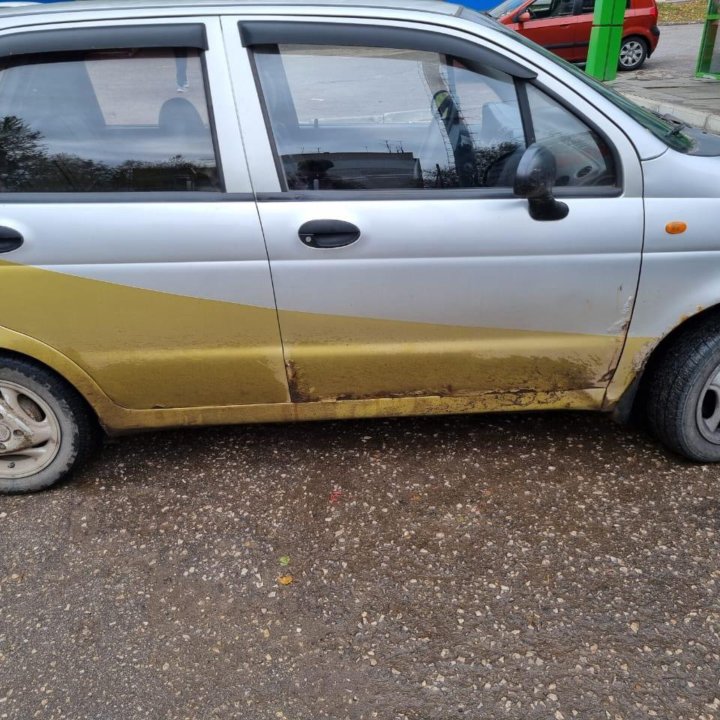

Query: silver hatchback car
1 0 719 492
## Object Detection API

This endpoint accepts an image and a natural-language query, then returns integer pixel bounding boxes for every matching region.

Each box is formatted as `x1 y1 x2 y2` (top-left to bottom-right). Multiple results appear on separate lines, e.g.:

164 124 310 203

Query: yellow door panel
279 309 620 402
0 261 289 409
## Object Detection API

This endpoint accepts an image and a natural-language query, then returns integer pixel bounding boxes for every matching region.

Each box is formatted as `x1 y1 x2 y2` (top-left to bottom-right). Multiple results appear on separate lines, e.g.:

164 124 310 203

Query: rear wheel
0 359 96 493
646 319 720 462
618 37 648 71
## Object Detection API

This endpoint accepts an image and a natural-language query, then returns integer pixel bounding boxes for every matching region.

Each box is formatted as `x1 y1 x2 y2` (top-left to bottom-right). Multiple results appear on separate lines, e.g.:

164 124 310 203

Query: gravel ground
1 411 719 720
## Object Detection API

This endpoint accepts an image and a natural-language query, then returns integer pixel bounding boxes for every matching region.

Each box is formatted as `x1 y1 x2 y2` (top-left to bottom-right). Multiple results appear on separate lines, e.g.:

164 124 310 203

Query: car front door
225 18 643 407
0 18 288 410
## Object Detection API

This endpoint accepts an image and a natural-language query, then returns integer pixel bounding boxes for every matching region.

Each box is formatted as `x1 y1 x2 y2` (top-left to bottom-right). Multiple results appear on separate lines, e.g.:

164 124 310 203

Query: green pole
585 0 626 81
696 0 720 78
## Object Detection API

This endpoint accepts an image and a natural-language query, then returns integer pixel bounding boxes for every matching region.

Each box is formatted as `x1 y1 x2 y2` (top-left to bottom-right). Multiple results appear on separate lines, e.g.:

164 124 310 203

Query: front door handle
298 220 360 249
0 227 23 254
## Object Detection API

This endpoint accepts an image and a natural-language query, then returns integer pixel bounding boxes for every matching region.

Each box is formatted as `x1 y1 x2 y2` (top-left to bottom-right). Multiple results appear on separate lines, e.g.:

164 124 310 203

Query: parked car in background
0 0 718 494
489 0 660 69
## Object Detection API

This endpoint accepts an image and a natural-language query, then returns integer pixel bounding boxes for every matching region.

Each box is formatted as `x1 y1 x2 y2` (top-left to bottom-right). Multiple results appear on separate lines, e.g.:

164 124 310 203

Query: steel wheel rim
696 367 720 444
620 41 644 68
0 381 61 479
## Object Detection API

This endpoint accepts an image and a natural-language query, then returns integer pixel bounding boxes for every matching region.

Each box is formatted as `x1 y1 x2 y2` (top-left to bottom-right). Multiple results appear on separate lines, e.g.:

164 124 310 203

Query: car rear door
0 17 288 410
224 16 644 407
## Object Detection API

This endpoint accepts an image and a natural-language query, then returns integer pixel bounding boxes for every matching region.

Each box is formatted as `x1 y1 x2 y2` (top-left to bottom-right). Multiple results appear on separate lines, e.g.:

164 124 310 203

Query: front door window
254 44 526 191
253 42 617 194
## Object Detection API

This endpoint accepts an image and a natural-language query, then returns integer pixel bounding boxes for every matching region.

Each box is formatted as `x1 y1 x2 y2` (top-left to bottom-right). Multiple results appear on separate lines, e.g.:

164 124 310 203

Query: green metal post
696 0 720 78
585 0 626 81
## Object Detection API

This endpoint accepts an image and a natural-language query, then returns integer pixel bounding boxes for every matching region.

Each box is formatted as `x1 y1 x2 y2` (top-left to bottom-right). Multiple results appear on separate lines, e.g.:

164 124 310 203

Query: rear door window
0 48 220 192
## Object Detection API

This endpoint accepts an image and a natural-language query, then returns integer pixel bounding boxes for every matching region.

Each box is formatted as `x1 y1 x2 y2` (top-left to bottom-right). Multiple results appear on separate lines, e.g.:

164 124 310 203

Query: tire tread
646 316 720 460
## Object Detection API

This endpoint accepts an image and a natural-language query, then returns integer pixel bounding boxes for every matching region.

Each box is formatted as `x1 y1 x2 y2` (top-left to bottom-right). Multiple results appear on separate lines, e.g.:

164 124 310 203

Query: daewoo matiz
1 0 719 492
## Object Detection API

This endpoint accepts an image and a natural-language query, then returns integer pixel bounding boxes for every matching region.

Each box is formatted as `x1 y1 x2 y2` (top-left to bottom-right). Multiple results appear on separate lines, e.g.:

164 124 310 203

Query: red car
489 0 660 70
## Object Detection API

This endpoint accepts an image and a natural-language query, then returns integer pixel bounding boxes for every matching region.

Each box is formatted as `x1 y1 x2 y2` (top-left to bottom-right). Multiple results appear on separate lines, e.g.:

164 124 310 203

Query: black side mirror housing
513 143 569 221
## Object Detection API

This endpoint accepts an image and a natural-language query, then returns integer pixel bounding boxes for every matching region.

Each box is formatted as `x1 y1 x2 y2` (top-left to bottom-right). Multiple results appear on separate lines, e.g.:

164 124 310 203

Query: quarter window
0 48 220 192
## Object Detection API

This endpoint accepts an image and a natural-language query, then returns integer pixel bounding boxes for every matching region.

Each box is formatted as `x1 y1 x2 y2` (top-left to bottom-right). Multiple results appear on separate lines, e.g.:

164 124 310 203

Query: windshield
461 8 704 153
488 0 527 18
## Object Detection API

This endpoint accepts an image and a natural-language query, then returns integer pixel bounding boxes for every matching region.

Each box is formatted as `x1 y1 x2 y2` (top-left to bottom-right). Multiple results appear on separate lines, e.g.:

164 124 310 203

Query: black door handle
298 220 360 249
0 227 23 254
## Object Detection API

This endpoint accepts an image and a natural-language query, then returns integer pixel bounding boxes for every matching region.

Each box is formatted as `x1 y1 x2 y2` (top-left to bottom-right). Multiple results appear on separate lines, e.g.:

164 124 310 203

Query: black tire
646 318 720 462
618 37 648 71
0 358 97 493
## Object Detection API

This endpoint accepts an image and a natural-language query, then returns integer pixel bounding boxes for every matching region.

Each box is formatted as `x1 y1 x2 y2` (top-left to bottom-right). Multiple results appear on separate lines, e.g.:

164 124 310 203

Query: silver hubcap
0 381 61 479
620 40 644 68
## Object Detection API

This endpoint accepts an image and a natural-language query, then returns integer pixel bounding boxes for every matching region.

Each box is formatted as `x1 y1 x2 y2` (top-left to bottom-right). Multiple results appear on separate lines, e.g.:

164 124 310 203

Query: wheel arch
621 31 651 45
608 304 720 423
0 326 114 427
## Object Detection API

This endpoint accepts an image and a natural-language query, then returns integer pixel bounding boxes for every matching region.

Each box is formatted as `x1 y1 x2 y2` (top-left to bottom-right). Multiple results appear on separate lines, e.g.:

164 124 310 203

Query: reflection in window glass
526 84 616 186
254 45 526 191
0 49 220 192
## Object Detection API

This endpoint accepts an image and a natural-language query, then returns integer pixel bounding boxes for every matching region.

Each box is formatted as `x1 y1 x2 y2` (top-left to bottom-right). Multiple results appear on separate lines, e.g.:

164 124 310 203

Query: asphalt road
630 21 702 76
2 411 719 719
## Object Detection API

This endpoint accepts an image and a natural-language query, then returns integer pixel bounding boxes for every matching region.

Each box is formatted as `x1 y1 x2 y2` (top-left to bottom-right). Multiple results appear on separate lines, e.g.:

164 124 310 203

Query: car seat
158 97 206 137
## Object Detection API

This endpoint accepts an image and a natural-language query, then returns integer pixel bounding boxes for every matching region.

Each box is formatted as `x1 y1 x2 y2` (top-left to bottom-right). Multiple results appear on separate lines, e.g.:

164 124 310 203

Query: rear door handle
0 227 23 254
298 220 360 249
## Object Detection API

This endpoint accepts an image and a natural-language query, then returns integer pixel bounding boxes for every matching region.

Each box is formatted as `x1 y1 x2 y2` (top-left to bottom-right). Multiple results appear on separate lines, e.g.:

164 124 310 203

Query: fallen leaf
278 574 294 586
279 555 291 566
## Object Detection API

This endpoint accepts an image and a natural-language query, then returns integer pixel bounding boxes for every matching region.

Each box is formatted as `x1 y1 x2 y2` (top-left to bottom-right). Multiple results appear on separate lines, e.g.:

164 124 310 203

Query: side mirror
515 11 532 22
513 143 569 221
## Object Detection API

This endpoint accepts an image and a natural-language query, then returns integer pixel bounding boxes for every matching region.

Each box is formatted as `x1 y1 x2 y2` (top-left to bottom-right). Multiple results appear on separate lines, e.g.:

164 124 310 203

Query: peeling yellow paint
603 335 658 408
279 309 619 402
97 387 608 435
0 318 612 432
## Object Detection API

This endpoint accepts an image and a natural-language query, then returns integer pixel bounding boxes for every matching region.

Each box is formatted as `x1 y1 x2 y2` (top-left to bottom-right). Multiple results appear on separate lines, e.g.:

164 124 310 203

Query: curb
620 91 720 133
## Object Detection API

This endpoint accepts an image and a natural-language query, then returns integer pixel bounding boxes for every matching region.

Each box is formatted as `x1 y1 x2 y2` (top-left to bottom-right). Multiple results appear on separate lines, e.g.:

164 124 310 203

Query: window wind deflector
0 24 208 59
239 21 537 80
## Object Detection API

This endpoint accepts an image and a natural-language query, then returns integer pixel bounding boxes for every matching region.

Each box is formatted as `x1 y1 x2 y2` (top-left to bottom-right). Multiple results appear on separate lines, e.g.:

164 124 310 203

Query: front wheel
646 320 720 462
618 37 648 71
0 359 96 493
